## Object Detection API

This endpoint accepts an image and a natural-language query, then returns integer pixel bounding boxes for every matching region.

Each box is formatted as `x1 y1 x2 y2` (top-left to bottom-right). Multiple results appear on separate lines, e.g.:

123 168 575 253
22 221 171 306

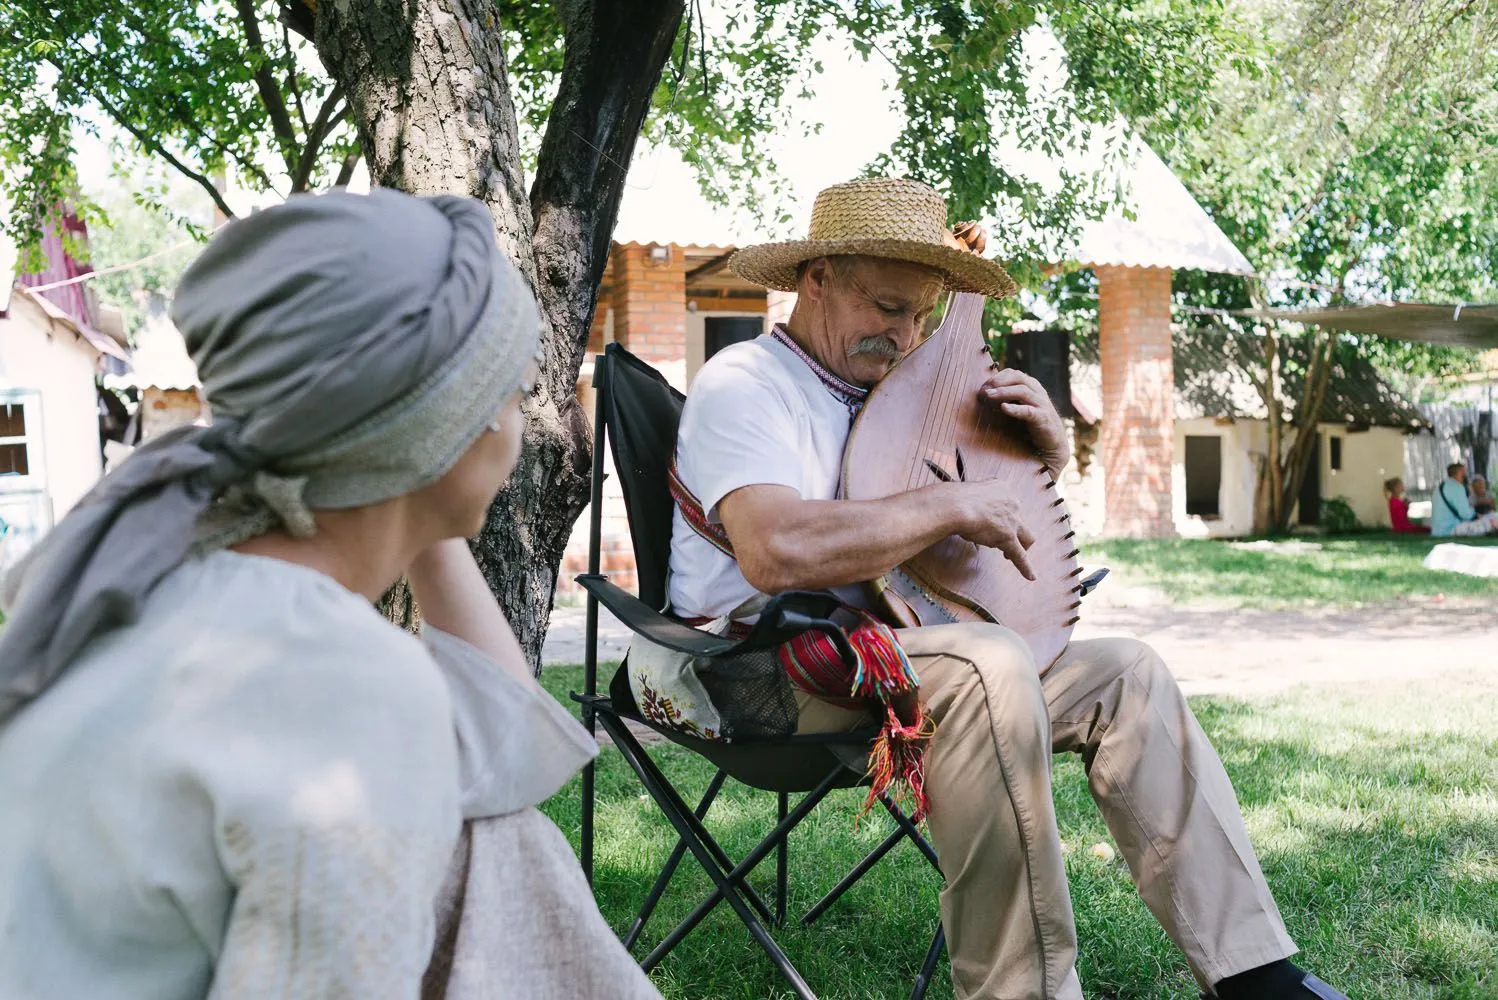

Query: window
704 316 764 360
0 403 30 477
1184 435 1222 518
1329 435 1342 471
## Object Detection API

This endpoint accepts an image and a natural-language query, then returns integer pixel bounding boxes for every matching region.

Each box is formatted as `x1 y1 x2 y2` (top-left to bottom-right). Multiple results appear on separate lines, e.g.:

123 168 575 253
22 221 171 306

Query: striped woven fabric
666 458 733 556
770 324 868 415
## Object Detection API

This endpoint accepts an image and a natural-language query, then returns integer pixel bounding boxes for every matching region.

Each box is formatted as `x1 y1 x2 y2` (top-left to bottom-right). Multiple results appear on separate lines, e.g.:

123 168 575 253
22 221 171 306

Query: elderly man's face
810 256 943 386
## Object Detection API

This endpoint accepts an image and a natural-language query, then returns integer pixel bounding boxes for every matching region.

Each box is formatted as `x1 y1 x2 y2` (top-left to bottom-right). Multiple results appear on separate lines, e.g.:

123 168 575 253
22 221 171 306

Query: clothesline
22 237 202 293
8 224 1432 318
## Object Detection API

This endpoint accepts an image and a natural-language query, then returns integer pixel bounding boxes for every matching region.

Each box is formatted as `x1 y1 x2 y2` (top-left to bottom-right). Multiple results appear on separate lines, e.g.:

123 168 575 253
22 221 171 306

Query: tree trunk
313 0 683 671
1252 320 1282 533
1274 330 1336 530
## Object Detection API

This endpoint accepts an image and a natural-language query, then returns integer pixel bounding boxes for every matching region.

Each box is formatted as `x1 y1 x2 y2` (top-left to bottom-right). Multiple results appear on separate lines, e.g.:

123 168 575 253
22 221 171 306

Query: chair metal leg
581 761 596 885
801 826 904 926
623 769 728 950
639 764 844 973
909 924 946 1000
880 795 942 870
581 353 609 886
776 791 789 927
597 714 776 926
597 710 819 999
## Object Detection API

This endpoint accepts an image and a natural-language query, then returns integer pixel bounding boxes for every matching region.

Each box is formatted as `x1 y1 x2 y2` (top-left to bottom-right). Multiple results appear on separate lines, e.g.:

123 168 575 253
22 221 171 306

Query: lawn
538 664 1498 1000
1081 534 1498 607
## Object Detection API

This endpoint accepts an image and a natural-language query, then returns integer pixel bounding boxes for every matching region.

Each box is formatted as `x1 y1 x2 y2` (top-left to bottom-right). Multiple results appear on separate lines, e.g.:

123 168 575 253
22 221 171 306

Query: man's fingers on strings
999 535 1037 581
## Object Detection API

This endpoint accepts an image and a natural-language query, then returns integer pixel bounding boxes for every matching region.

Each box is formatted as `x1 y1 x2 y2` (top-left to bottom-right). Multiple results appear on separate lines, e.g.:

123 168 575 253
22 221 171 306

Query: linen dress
0 549 659 1000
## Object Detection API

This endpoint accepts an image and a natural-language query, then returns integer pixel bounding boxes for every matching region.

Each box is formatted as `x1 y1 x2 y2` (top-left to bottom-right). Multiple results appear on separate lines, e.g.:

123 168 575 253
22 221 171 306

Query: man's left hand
949 220 988 255
981 369 1071 476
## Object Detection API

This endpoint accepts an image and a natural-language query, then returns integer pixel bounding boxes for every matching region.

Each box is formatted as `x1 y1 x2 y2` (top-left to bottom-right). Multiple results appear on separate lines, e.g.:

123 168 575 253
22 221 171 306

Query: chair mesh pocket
694 647 799 741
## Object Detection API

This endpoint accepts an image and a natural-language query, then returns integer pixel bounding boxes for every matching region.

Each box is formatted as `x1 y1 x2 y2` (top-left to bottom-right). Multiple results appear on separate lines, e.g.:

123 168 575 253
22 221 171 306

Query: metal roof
1244 303 1498 350
1069 140 1254 275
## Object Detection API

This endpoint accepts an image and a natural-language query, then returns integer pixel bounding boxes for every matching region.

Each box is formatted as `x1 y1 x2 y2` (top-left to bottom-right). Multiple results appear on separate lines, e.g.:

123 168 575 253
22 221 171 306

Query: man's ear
800 257 832 301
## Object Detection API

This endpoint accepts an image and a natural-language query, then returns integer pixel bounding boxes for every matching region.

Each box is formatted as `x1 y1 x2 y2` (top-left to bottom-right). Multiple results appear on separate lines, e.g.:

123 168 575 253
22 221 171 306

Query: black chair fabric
579 342 945 999
601 342 684 612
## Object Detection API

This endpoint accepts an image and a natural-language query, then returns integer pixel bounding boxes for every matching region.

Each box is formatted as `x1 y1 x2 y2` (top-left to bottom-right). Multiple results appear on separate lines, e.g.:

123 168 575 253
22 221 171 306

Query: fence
1405 403 1497 498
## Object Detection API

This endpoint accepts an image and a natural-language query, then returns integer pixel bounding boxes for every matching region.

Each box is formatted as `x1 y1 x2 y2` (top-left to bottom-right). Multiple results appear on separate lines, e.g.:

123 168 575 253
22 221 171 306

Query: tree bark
313 0 683 671
1275 330 1336 530
1252 320 1281 533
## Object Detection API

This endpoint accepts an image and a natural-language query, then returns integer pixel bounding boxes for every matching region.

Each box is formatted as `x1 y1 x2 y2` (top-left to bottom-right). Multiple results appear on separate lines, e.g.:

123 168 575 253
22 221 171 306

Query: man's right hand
948 480 1036 581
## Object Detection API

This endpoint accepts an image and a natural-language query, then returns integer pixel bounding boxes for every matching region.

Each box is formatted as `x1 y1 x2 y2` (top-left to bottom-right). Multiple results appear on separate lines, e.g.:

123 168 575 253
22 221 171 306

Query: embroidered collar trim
770 324 868 411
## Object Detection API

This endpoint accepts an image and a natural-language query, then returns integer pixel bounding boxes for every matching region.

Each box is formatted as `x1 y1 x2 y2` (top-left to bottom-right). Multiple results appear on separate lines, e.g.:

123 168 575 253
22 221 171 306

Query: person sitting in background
1385 478 1429 535
1431 462 1498 537
1470 474 1496 515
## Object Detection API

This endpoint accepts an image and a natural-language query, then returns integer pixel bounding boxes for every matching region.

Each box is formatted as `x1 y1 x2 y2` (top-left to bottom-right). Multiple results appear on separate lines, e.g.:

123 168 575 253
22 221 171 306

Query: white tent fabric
1424 542 1498 578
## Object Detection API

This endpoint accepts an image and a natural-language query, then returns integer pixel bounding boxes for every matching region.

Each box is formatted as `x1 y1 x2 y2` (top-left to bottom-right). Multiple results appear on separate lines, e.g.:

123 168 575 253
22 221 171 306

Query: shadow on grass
541 669 1498 999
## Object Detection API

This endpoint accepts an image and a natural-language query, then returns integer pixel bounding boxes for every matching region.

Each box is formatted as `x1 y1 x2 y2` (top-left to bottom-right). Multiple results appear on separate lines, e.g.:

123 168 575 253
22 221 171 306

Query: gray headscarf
0 188 540 725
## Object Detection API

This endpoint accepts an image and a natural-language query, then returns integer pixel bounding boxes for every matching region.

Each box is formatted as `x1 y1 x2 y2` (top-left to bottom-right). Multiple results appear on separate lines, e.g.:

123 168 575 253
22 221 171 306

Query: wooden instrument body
841 293 1081 671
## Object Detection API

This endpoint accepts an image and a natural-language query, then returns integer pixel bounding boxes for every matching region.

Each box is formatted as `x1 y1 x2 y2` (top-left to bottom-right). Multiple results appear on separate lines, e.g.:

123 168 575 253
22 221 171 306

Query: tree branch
277 0 317 42
45 33 283 196
91 89 237 222
282 22 311 134
290 90 347 192
334 142 362 187
234 0 302 177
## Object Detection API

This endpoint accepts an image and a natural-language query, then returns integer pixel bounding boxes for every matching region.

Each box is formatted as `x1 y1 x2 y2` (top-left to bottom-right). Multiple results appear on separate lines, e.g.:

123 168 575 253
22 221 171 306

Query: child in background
1385 477 1429 534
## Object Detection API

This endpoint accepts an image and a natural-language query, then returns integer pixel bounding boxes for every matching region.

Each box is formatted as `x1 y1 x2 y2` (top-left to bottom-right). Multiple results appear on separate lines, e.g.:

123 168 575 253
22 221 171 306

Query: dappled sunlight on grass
539 664 1498 998
1083 535 1498 606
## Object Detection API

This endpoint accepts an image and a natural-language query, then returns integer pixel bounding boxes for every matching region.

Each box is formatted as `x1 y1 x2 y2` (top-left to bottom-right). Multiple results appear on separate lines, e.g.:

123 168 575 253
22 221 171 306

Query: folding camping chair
572 342 947 1000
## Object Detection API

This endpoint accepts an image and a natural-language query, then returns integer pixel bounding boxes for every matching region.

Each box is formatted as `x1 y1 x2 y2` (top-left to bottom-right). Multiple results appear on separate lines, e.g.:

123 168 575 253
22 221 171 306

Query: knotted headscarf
0 188 540 724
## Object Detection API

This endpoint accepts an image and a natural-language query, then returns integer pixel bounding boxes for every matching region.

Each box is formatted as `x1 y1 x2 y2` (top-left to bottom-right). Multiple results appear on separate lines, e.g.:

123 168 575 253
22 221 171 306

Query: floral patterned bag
625 598 798 743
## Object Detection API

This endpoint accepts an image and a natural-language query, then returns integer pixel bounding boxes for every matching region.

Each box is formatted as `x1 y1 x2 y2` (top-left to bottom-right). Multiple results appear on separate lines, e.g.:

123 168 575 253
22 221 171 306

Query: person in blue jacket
1431 462 1498 537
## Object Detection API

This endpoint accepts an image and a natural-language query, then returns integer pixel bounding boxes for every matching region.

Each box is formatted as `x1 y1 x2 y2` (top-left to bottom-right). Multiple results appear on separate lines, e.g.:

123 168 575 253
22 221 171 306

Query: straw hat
728 177 1017 299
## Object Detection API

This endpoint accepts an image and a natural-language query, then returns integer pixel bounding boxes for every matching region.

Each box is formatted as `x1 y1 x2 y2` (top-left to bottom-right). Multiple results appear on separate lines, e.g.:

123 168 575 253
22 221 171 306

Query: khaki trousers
796 623 1296 1000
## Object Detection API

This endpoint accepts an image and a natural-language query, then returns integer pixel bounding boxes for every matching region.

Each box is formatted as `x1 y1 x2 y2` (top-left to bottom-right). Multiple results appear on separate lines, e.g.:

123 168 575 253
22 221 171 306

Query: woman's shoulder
151 550 445 710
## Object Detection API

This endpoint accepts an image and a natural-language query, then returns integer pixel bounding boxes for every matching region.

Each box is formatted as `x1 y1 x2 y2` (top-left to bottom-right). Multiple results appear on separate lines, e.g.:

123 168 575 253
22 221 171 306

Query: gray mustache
848 337 899 360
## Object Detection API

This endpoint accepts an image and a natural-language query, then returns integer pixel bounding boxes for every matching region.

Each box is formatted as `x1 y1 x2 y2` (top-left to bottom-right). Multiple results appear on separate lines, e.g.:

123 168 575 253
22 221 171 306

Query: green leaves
0 0 357 255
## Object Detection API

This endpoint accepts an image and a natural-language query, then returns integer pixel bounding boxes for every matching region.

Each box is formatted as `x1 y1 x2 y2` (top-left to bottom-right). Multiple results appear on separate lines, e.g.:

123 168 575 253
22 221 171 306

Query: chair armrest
1080 567 1108 597
576 574 740 657
575 575 858 668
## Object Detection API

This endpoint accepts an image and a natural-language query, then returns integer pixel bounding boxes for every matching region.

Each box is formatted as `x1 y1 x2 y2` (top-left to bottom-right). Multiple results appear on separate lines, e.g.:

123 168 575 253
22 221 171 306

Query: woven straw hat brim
728 237 1018 300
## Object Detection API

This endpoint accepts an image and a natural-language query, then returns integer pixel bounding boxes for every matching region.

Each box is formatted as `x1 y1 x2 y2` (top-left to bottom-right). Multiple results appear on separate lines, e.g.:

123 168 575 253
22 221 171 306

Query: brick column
611 243 686 362
1097 265 1176 538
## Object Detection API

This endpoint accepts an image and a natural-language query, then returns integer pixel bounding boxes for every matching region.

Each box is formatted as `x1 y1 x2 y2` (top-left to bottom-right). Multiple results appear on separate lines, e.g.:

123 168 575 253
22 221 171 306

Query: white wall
1172 417 1258 537
1067 417 1409 537
0 295 102 522
1317 425 1405 527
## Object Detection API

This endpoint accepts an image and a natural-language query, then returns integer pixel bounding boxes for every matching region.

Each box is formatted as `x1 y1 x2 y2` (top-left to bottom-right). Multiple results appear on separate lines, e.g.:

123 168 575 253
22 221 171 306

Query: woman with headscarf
0 189 661 1000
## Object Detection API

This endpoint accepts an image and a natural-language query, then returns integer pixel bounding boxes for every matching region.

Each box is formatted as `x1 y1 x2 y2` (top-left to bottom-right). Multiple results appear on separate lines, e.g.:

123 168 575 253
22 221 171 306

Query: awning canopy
1245 303 1498 350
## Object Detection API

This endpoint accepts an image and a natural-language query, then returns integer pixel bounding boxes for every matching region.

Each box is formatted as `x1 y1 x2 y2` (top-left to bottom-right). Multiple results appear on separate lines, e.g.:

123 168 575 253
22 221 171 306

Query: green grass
539 664 1498 999
1082 534 1498 607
